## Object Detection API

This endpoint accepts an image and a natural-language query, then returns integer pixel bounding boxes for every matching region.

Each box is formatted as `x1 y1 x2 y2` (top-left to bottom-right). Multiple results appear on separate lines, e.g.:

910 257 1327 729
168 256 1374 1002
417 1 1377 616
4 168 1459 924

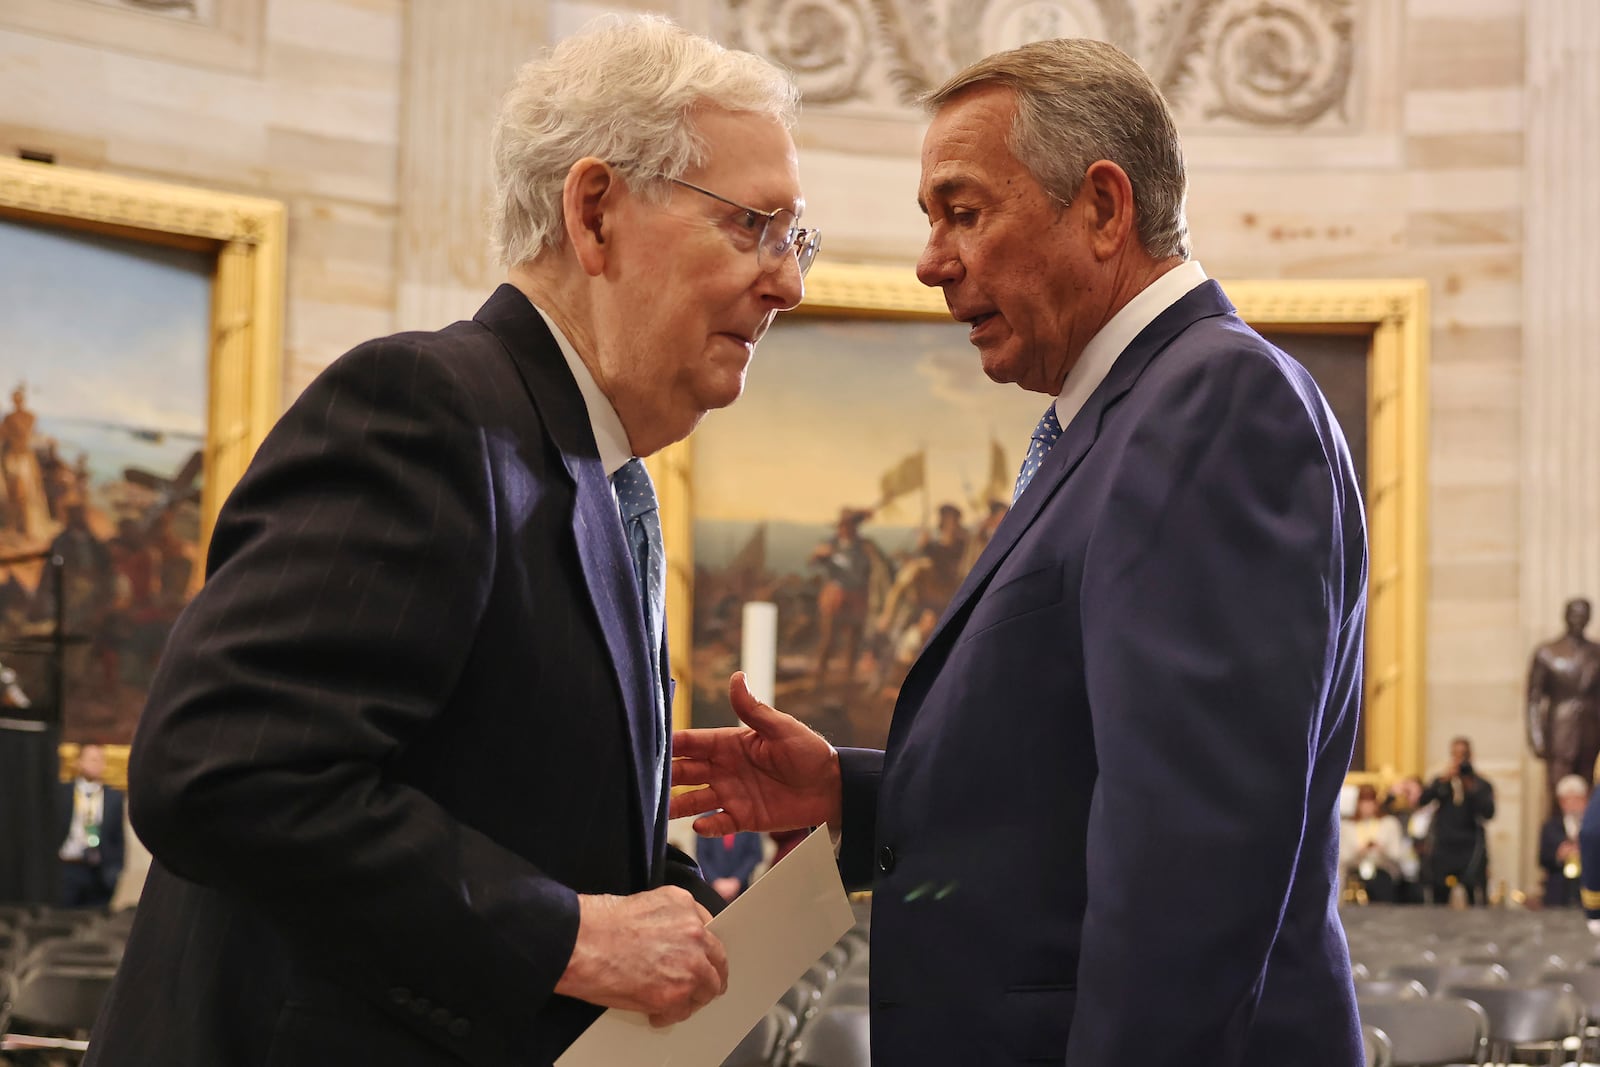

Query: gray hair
490 14 800 267
923 38 1190 261
1557 774 1589 799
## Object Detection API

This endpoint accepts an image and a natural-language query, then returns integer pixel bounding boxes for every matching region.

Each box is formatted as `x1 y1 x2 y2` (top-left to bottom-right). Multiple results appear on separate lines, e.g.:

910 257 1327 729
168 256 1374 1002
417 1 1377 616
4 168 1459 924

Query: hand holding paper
556 828 855 1066
554 886 729 1027
669 672 844 835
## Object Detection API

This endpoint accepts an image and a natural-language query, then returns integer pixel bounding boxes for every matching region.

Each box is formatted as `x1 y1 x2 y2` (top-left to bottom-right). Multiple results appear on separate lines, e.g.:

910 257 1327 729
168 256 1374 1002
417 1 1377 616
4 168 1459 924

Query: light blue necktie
1013 402 1064 502
611 459 667 793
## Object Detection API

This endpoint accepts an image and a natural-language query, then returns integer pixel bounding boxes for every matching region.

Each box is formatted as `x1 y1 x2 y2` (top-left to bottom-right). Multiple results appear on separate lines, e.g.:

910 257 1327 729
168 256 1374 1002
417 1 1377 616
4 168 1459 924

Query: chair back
1383 961 1509 994
1543 966 1600 1017
11 965 117 1035
791 1006 870 1067
1356 995 1488 1066
1362 1024 1394 1067
1356 978 1429 1000
1440 982 1585 1046
720 1010 781 1067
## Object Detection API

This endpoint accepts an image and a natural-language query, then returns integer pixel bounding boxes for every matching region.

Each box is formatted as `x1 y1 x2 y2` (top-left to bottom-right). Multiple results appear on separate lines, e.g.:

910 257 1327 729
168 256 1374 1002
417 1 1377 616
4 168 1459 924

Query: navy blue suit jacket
837 281 1367 1065
86 286 711 1067
1541 815 1582 907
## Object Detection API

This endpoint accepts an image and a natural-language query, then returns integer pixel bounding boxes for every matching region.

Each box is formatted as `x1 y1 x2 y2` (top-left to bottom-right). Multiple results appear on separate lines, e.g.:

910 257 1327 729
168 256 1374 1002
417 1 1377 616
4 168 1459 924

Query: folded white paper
556 826 855 1066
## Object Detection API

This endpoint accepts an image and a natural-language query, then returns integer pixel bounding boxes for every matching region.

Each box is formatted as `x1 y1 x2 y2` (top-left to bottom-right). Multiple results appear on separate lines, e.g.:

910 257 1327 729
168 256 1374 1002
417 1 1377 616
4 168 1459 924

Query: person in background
57 742 124 909
1539 773 1588 908
83 15 814 1066
696 831 764 902
1382 775 1428 903
1339 784 1410 903
1423 736 1495 905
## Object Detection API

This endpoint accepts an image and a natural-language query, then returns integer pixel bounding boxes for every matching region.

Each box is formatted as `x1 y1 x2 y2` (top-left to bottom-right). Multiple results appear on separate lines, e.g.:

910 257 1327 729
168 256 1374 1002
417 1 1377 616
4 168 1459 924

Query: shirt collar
1051 259 1208 431
532 304 634 478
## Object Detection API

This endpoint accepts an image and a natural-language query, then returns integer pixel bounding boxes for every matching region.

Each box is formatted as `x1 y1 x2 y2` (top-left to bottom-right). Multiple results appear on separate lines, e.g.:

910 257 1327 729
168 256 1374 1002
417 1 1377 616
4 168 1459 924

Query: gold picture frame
654 262 1428 779
0 158 286 788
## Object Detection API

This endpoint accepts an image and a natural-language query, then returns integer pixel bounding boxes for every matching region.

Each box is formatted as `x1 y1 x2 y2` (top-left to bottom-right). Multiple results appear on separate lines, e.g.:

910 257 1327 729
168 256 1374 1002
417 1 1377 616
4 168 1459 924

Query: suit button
449 1018 472 1038
430 1007 451 1028
389 987 411 1006
410 996 431 1016
877 845 895 874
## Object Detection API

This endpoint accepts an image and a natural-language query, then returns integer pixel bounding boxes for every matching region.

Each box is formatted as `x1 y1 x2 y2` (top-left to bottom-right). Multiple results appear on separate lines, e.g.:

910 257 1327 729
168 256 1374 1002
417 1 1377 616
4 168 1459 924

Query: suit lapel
895 281 1237 721
474 284 661 865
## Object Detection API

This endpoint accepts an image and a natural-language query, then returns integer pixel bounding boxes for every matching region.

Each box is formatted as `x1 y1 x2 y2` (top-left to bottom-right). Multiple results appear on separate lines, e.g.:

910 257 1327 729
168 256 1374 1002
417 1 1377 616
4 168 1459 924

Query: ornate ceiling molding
720 0 1358 130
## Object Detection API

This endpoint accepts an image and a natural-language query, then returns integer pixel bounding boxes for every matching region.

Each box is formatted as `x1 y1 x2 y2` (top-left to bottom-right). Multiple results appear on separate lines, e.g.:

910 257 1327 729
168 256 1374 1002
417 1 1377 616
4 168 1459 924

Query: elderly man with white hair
85 15 816 1067
1540 773 1590 907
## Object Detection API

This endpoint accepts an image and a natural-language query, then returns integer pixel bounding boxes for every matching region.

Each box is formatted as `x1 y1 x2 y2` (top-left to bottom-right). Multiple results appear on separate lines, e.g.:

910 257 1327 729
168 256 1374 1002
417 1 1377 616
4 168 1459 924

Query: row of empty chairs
0 903 131 1061
1347 904 1600 1066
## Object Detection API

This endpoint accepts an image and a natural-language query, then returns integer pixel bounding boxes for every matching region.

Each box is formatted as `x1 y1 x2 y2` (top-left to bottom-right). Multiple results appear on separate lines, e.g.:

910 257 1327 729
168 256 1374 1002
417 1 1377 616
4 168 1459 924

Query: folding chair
721 1008 783 1067
1442 983 1585 1067
1382 961 1509 995
1542 967 1600 1062
10 963 117 1036
822 977 869 1009
779 977 824 1024
1355 979 1430 1000
790 1006 870 1067
1356 995 1488 1067
1363 1024 1394 1067
18 938 121 976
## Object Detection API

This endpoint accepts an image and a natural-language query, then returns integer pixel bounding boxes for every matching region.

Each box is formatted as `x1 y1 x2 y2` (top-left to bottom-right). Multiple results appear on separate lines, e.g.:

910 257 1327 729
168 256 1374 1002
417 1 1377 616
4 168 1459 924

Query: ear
562 157 619 278
1079 159 1139 263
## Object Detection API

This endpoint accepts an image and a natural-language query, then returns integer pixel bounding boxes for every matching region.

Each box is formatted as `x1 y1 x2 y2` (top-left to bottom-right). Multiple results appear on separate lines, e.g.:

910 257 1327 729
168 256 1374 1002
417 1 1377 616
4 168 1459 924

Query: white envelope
556 826 855 1066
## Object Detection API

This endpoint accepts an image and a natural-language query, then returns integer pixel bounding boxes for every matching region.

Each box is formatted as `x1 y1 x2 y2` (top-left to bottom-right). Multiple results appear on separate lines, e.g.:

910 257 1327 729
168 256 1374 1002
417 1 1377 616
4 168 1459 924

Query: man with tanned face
673 37 1367 1065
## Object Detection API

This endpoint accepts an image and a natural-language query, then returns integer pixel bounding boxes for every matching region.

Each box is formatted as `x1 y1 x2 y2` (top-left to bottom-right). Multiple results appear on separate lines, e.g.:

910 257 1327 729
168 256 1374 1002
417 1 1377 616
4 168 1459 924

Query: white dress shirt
533 304 633 480
1049 259 1209 429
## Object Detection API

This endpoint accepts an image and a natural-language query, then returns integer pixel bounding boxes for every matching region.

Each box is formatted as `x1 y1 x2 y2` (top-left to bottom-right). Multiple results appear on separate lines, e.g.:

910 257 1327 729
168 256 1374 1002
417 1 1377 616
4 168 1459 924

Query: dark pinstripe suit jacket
85 285 709 1067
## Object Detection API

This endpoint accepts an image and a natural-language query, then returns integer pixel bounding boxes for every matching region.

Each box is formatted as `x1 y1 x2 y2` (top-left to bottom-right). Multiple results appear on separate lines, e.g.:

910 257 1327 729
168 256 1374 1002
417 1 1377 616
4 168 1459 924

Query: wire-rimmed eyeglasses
669 178 821 278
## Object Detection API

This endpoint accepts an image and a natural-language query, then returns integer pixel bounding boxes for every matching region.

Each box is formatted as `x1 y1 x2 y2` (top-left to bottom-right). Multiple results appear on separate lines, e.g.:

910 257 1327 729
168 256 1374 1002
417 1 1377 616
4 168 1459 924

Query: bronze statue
1528 597 1600 814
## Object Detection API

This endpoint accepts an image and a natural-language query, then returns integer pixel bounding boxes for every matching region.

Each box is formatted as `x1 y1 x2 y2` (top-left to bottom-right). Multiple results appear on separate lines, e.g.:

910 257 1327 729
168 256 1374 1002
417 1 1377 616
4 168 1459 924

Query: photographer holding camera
1422 736 1496 905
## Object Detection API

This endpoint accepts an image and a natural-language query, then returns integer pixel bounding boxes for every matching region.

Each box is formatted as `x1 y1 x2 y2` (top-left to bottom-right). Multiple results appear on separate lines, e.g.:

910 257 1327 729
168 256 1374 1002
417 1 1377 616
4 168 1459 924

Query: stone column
1519 0 1600 892
395 0 547 330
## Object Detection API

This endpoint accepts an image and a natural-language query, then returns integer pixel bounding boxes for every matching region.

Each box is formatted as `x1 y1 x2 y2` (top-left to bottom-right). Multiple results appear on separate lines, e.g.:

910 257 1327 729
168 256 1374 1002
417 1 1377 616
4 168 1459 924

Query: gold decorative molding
656 262 1429 778
0 159 285 783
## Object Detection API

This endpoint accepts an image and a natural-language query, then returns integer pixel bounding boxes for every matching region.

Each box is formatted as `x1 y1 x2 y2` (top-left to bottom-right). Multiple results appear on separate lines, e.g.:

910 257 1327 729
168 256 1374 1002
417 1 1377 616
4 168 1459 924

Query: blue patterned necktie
611 458 666 787
1013 402 1064 502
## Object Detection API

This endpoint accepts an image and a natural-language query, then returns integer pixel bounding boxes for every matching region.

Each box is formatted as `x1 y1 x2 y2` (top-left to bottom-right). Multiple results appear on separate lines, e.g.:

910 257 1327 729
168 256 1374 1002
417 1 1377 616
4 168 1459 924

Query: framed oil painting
657 264 1427 778
0 159 284 779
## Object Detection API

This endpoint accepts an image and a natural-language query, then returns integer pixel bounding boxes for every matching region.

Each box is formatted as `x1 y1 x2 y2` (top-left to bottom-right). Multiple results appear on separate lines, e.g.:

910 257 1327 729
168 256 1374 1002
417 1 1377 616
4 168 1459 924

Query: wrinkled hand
711 877 742 902
555 887 728 1027
670 672 842 836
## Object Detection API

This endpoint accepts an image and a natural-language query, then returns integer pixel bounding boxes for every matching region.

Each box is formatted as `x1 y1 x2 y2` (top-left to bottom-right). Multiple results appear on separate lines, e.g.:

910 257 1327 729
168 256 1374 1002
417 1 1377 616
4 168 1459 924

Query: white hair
490 14 800 267
1557 774 1589 799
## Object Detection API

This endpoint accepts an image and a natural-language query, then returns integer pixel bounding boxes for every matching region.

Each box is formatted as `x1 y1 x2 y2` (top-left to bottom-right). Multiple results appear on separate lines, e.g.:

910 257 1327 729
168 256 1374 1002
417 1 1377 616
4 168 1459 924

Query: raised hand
670 672 842 836
555 886 728 1027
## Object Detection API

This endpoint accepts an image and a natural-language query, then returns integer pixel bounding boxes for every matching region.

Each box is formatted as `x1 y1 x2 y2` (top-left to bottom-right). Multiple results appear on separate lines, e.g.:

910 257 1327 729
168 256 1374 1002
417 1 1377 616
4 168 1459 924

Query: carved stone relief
717 0 1358 130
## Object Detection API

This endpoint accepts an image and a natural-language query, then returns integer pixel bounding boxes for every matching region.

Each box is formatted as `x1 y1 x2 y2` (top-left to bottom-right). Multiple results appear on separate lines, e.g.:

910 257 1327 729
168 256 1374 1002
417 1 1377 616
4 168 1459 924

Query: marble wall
3 0 1594 892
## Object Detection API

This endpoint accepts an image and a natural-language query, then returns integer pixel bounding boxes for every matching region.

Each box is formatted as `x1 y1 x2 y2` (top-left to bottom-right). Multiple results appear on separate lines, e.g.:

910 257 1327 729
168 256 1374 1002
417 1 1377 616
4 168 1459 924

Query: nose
761 247 805 312
916 230 960 289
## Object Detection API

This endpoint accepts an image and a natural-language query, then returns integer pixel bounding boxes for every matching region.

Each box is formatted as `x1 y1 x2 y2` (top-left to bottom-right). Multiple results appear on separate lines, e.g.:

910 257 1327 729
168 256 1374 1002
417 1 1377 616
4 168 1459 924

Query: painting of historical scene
0 216 210 743
691 315 1045 747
